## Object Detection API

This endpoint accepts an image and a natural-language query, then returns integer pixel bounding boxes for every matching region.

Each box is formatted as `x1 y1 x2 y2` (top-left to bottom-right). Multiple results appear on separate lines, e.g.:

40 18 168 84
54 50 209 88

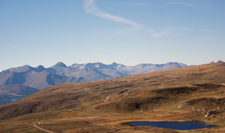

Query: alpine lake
123 121 217 130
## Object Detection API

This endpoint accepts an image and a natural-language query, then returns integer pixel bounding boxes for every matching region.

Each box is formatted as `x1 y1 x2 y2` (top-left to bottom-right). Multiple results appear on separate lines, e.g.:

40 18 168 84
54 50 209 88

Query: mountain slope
23 70 80 90
0 84 39 105
0 65 35 75
118 62 188 75
0 70 82 90
0 72 26 87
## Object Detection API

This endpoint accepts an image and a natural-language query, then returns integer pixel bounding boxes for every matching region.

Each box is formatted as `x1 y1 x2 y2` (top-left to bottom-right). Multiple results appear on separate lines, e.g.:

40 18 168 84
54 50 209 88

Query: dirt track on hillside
33 124 53 133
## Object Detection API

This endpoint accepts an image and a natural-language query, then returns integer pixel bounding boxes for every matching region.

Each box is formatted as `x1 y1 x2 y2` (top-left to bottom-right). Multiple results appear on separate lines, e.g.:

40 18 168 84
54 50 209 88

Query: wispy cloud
200 28 216 32
168 2 198 7
84 0 163 37
6 45 20 49
165 27 192 31
163 27 192 36
123 3 156 6
143 27 192 38
84 0 144 28
83 0 191 38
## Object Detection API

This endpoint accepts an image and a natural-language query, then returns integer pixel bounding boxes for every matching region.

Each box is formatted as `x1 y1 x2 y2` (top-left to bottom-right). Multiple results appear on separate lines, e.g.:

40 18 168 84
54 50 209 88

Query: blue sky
0 0 225 71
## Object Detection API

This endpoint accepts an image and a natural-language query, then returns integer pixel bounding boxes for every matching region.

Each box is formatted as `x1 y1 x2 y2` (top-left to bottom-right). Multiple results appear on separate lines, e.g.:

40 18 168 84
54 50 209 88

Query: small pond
124 121 217 130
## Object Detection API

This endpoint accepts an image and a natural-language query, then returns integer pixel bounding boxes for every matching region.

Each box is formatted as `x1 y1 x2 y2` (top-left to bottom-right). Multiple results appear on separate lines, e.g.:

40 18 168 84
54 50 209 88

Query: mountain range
0 62 188 104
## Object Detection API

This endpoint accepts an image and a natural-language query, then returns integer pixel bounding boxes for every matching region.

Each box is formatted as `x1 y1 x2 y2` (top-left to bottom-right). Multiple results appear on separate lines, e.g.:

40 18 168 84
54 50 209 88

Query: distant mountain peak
55 62 67 67
110 62 124 66
111 62 123 66
217 60 224 63
111 62 117 65
10 65 33 72
95 63 101 68
17 65 31 69
36 65 44 67
168 62 177 64
35 65 46 72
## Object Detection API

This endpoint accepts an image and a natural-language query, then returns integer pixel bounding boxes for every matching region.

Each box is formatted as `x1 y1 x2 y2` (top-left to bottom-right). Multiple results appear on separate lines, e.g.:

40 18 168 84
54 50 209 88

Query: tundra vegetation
0 62 225 133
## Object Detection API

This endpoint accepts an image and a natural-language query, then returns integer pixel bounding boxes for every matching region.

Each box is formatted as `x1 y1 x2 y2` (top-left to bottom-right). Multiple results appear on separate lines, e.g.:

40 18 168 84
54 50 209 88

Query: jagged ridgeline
0 62 187 104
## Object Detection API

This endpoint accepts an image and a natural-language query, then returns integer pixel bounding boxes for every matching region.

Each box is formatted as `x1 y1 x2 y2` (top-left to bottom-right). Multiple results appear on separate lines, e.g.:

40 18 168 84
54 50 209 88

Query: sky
0 0 225 71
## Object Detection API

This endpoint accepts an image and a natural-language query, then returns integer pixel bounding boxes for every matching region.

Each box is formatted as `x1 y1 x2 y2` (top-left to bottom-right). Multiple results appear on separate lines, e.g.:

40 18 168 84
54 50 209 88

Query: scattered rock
118 90 128 94
178 104 182 108
205 111 212 117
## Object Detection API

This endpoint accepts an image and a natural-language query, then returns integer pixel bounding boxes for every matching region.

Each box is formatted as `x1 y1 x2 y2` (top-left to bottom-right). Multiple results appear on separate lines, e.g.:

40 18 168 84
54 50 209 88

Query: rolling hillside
0 62 225 132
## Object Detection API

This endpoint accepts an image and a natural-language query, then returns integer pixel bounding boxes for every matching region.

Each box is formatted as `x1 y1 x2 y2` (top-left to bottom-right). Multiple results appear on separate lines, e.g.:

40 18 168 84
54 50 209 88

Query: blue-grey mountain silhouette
0 62 188 104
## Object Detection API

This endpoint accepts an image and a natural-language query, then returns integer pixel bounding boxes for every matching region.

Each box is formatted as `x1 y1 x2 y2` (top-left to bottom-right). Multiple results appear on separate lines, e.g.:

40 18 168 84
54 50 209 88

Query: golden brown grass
1 62 225 132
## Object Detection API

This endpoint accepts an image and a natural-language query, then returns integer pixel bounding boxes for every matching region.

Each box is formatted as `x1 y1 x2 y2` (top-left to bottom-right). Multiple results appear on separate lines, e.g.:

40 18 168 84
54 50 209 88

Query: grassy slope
0 62 225 133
